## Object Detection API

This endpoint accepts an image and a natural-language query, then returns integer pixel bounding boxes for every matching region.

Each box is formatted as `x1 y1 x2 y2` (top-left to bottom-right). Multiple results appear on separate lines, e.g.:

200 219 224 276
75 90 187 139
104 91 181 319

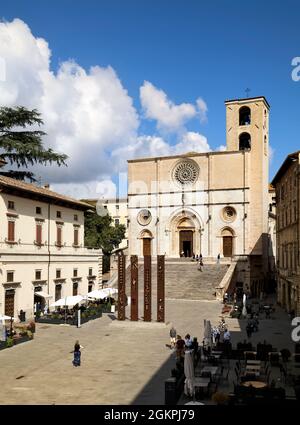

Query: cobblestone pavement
0 297 295 404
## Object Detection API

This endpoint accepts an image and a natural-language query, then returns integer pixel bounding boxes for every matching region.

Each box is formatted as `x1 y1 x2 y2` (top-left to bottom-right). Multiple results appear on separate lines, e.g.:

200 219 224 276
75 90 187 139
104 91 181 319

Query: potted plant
27 330 33 340
6 336 14 348
212 391 230 405
27 321 36 333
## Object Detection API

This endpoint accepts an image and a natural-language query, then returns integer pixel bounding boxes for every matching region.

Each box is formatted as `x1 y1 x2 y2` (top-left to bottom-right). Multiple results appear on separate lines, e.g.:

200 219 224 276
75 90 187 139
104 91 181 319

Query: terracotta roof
0 175 92 209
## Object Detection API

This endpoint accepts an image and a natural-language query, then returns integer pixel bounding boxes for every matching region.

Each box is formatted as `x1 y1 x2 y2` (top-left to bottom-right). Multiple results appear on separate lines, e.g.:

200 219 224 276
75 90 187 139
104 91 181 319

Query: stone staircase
122 258 229 301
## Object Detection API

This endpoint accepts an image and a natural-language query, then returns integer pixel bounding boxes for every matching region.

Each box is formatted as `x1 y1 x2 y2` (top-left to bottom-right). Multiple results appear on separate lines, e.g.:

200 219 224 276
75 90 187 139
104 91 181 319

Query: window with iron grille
35 270 42 280
8 201 15 210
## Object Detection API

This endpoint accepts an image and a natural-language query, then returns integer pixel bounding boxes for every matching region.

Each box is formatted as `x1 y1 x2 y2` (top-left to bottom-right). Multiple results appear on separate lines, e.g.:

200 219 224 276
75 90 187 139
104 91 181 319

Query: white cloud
216 145 227 152
0 19 211 198
196 98 208 123
112 131 210 162
0 18 139 186
269 145 275 164
140 81 197 132
51 179 117 200
174 132 210 154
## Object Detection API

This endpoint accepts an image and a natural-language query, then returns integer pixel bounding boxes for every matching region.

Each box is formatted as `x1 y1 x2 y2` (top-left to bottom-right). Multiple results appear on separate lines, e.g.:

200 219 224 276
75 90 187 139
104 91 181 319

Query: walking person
246 322 252 339
217 253 220 264
169 325 177 349
72 340 84 367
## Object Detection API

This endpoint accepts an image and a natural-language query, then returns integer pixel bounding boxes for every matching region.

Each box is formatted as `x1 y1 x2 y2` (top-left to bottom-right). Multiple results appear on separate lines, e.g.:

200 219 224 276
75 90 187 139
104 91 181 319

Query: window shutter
57 226 62 246
8 221 15 241
74 228 79 246
36 223 42 244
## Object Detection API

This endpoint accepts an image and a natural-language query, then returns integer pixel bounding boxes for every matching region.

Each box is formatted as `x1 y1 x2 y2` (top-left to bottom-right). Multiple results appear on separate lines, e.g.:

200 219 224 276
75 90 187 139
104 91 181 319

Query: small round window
137 209 152 226
222 206 236 223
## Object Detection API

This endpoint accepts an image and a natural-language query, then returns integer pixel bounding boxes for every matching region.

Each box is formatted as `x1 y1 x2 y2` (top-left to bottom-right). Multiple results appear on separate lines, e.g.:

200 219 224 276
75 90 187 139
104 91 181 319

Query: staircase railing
215 261 237 300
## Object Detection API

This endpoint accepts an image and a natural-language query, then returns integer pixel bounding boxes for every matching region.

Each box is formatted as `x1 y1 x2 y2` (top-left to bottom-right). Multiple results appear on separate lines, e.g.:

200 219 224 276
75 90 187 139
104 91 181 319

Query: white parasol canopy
242 293 247 317
34 291 52 299
87 288 118 300
0 315 16 321
50 295 85 307
184 350 195 397
203 319 212 348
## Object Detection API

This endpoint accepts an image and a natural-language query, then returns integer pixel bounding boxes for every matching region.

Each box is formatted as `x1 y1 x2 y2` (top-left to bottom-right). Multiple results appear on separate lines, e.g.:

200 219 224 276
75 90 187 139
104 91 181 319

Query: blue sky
1 0 300 196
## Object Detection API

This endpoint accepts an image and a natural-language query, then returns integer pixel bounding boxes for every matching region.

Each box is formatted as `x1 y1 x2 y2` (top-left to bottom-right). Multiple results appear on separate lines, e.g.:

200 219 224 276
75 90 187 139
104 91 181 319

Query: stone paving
0 296 296 405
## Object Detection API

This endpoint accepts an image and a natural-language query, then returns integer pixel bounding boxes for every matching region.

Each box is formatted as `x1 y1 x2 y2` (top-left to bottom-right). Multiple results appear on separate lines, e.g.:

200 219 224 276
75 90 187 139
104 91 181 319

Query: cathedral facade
127 97 270 290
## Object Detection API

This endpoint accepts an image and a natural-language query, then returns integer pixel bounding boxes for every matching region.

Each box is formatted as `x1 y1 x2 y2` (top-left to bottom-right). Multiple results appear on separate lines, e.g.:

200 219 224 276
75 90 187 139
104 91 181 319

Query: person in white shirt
224 329 231 343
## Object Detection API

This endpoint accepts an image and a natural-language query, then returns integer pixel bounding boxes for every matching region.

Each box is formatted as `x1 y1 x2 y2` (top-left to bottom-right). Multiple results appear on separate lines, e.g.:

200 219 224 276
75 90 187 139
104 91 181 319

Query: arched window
239 106 251 126
239 132 251 151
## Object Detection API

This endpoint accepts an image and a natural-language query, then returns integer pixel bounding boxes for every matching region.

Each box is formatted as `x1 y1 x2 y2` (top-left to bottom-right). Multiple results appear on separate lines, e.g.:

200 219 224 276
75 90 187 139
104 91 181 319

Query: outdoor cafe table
193 377 210 395
201 366 220 377
246 360 261 366
246 365 261 372
242 381 267 389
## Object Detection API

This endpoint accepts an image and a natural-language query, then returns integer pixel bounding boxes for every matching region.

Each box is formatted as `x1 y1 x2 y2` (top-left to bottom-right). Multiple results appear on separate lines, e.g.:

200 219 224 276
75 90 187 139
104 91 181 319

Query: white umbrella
203 319 212 348
50 295 84 307
184 350 195 397
242 293 247 317
87 288 118 300
0 315 16 321
0 317 6 342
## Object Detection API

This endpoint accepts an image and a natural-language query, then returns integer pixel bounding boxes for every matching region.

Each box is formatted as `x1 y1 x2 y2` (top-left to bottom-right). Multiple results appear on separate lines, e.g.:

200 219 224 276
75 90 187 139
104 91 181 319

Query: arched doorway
140 230 153 256
221 228 234 257
179 230 193 257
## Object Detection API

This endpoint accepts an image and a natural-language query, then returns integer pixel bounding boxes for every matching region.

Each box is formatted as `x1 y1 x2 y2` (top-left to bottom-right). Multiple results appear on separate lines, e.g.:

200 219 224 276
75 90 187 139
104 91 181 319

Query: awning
50 295 85 307
34 291 53 299
0 315 16 321
87 288 118 300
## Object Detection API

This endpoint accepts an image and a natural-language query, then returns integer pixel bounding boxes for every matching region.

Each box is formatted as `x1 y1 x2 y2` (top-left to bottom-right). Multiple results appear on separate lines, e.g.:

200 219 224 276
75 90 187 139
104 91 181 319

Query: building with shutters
0 173 102 321
271 151 300 316
128 96 271 293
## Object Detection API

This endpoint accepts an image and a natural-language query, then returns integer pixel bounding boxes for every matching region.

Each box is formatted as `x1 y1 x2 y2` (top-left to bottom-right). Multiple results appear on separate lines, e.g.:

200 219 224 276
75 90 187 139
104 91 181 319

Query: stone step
121 261 229 301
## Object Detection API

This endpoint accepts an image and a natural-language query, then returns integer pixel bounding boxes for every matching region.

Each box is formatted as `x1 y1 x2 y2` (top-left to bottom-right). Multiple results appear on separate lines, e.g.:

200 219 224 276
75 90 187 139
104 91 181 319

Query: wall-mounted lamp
156 217 159 225
244 213 247 219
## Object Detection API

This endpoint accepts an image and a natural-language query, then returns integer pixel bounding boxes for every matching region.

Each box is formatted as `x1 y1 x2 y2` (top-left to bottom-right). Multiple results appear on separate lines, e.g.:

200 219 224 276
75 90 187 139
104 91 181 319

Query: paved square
0 298 295 404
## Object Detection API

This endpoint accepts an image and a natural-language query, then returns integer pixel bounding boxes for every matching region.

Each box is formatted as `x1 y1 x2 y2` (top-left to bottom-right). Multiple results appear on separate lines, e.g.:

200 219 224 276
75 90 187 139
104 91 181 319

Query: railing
215 262 237 301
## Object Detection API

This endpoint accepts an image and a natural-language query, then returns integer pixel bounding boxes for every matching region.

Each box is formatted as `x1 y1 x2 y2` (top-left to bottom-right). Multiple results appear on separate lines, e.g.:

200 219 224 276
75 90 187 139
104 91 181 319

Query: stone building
82 197 129 250
128 96 271 294
272 151 300 315
0 174 102 321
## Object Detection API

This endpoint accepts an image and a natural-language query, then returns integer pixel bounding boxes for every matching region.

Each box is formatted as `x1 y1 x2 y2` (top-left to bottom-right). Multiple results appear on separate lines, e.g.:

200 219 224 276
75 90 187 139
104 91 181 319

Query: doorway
179 230 193 257
223 236 233 257
143 238 151 256
5 289 15 317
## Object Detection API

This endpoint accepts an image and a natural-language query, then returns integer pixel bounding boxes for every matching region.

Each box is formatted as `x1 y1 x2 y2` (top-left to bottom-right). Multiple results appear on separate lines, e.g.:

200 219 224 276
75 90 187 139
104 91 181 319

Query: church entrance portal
223 236 233 257
179 230 193 257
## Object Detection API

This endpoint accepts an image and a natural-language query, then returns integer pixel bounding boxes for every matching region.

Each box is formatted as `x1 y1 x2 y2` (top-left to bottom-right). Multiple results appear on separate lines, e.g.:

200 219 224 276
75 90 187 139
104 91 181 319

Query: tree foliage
84 211 126 255
0 106 67 181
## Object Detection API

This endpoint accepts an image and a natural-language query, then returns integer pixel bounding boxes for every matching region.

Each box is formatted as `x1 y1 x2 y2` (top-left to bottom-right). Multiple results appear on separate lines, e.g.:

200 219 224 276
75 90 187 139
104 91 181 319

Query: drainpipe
47 202 51 307
243 151 246 255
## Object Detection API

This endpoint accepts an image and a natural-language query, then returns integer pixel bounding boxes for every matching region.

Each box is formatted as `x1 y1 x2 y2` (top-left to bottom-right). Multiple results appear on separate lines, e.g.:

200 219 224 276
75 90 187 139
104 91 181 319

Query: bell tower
225 96 270 279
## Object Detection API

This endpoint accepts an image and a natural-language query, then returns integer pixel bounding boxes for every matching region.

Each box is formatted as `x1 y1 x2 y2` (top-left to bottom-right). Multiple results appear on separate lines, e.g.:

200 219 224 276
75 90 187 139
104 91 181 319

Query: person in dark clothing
72 340 83 366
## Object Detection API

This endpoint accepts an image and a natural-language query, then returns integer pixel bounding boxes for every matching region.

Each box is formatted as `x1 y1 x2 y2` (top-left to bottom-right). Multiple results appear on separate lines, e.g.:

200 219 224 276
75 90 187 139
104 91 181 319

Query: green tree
0 106 67 181
84 211 126 273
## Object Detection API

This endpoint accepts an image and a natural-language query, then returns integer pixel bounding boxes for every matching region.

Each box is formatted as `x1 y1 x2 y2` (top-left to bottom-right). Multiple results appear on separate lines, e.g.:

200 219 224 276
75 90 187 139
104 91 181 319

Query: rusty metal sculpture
117 253 126 320
131 255 138 321
157 255 165 322
144 255 151 321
